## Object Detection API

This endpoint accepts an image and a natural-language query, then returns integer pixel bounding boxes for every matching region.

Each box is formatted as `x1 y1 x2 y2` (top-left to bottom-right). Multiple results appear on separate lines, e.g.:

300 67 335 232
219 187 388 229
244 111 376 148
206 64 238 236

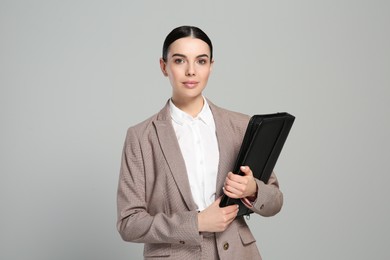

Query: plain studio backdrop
1 0 389 259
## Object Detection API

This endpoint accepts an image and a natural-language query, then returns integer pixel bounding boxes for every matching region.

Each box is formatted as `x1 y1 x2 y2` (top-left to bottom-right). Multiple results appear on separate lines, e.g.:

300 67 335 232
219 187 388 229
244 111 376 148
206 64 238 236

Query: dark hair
162 26 213 62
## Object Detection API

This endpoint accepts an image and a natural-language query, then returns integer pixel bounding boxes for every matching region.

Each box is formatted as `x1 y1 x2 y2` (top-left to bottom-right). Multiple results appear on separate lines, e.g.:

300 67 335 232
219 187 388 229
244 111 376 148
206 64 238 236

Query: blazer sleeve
242 171 284 217
116 127 202 246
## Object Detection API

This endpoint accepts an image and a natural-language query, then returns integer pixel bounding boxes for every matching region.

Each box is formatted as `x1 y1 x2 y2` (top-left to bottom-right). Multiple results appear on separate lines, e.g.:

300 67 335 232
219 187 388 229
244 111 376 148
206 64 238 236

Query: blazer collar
208 101 236 198
153 101 197 211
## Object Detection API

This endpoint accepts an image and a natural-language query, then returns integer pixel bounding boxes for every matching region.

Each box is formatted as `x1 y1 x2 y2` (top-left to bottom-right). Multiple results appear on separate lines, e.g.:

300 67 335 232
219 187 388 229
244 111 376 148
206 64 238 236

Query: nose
186 63 196 76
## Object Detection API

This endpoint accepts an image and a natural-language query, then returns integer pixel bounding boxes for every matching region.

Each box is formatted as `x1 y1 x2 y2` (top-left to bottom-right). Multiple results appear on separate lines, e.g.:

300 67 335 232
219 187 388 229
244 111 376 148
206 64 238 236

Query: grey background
1 0 389 259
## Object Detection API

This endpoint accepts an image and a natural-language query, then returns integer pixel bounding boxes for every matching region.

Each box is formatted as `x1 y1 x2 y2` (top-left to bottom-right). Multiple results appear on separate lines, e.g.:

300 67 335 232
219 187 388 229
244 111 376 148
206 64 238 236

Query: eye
174 58 185 64
197 59 208 65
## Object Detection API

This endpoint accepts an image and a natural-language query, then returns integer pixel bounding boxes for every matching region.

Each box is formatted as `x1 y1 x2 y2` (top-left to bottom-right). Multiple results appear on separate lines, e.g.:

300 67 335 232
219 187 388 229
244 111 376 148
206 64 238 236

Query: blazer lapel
153 102 198 211
209 102 238 198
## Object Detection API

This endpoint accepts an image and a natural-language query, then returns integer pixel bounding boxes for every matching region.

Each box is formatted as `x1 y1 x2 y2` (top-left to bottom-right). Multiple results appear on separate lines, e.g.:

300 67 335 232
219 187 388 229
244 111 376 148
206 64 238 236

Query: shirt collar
169 97 214 126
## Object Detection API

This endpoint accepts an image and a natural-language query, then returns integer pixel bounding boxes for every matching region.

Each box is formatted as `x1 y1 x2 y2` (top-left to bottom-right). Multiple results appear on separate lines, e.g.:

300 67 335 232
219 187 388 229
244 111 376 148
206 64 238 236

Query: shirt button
223 242 229 250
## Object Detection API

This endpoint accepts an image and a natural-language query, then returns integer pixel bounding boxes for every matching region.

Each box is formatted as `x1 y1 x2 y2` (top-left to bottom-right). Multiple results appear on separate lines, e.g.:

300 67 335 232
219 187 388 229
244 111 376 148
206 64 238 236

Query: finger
223 186 241 199
227 172 249 185
211 196 223 207
223 204 239 214
225 206 239 221
226 177 247 193
240 166 253 176
225 178 244 191
223 187 234 198
226 172 238 183
223 186 232 196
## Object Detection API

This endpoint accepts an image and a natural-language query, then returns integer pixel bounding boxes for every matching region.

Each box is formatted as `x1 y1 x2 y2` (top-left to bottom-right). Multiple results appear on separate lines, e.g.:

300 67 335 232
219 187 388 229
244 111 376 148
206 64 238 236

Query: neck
171 95 204 117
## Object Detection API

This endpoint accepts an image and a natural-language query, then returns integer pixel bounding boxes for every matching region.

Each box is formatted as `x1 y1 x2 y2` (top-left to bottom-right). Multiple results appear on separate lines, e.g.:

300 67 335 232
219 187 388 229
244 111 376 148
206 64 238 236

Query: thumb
240 166 253 176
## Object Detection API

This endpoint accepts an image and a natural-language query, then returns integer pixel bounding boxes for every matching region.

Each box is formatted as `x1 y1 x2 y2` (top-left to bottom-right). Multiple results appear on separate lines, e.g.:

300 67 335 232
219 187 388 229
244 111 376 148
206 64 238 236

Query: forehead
168 37 211 57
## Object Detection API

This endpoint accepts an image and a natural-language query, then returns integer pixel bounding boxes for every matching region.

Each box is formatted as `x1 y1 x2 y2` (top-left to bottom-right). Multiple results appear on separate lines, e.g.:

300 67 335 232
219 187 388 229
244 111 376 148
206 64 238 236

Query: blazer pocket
144 243 171 258
238 225 257 245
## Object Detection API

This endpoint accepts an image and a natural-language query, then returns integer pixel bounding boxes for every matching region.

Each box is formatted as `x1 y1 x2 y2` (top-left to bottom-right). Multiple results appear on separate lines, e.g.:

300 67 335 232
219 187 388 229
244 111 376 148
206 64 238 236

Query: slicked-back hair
162 26 213 62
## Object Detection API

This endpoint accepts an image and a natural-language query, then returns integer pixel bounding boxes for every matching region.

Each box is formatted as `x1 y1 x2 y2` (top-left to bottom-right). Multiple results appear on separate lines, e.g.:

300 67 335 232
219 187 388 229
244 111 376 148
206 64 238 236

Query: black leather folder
219 112 295 217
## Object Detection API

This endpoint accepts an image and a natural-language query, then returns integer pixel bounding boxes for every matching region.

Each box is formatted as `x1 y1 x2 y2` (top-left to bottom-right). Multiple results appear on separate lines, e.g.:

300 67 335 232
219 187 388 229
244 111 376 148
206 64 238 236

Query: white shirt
169 98 220 211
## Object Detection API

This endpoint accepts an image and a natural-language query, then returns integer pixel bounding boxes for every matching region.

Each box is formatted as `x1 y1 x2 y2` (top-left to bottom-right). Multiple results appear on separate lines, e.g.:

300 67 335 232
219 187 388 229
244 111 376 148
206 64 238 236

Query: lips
182 81 199 89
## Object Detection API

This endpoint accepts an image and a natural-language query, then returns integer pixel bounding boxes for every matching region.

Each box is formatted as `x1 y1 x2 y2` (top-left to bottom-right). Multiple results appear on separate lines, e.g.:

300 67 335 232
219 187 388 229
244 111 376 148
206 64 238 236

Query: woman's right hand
197 196 238 232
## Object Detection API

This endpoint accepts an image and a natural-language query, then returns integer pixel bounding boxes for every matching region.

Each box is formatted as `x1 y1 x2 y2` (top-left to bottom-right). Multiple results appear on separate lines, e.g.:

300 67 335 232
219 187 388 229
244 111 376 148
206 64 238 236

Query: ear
159 58 168 77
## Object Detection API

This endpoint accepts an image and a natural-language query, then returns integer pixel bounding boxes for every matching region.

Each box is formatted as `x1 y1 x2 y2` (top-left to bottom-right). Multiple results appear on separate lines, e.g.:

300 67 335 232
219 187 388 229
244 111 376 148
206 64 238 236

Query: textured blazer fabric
117 100 283 259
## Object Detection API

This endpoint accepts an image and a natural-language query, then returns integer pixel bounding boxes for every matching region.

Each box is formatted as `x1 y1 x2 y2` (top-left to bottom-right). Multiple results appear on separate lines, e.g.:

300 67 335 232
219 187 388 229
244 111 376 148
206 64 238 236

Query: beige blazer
117 100 283 259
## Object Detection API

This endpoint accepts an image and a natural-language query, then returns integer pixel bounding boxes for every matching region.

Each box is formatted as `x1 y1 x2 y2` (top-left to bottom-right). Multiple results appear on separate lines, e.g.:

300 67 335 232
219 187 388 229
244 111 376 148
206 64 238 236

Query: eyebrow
171 53 210 59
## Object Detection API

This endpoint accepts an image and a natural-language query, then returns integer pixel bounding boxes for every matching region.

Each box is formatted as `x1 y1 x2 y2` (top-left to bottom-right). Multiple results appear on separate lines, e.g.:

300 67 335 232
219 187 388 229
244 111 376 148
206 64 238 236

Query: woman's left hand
223 166 258 199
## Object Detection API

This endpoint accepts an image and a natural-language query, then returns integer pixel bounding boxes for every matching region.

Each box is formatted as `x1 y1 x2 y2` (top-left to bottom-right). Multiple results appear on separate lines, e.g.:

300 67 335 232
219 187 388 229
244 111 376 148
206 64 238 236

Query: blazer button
223 242 229 250
179 241 185 244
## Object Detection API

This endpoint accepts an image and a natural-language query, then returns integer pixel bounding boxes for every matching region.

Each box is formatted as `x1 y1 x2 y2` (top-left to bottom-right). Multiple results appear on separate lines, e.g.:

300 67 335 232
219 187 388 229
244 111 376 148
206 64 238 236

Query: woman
117 26 283 260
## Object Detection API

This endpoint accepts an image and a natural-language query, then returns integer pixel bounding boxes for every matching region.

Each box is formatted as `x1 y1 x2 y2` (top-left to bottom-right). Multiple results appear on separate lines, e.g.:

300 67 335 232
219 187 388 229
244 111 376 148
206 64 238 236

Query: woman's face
160 37 213 103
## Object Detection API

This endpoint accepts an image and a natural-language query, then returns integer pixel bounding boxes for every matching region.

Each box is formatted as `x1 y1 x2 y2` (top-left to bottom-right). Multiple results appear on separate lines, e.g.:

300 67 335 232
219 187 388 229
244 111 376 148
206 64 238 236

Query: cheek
200 69 211 79
169 67 183 79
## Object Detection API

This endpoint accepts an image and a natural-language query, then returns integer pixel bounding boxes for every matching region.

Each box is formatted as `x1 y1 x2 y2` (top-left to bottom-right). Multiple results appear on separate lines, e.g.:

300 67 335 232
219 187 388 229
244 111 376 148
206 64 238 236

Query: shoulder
125 101 170 141
127 113 158 135
208 100 250 128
